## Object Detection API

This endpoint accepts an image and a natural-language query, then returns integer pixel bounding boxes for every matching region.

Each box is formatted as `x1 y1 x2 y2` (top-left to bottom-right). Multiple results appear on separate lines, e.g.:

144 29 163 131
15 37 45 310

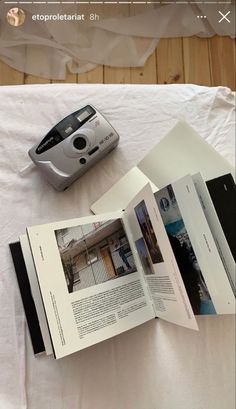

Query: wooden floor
0 36 235 89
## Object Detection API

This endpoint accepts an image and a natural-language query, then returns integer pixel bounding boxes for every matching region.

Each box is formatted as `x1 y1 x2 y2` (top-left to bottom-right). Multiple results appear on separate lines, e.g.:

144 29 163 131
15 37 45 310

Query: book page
138 121 235 188
163 175 235 315
193 173 235 294
124 184 198 330
27 211 154 359
91 122 235 215
206 174 236 262
155 183 217 316
91 166 158 214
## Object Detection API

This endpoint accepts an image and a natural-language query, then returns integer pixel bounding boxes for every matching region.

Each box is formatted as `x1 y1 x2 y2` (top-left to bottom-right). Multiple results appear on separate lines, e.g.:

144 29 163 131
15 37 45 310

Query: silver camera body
29 105 119 191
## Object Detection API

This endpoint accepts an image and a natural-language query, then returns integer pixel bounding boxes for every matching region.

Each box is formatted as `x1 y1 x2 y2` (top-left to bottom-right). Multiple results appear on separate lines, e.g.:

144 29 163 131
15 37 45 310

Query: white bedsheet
0 83 235 409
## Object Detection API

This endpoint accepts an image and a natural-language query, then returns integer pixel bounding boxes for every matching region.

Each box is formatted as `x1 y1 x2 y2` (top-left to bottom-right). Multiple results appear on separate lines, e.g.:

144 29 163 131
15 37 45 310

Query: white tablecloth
0 83 235 409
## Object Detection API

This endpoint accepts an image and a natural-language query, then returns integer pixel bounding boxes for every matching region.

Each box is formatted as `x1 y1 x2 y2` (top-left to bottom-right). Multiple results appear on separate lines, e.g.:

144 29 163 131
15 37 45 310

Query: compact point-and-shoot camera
29 105 119 191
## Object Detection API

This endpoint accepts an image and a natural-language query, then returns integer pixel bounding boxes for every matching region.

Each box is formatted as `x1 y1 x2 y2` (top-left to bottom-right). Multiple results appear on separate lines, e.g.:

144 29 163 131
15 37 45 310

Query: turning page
27 211 155 359
154 175 235 315
91 121 235 215
124 184 198 330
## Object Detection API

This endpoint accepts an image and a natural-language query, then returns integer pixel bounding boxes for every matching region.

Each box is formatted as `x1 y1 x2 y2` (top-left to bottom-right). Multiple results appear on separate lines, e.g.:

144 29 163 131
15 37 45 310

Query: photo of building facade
55 219 136 293
135 200 164 264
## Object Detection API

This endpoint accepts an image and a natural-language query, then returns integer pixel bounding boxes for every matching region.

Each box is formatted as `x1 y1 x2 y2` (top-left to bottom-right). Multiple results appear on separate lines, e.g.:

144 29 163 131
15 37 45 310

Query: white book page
138 121 235 188
193 173 235 293
19 235 53 355
91 122 234 216
125 184 198 330
171 175 235 314
91 166 158 214
27 211 154 359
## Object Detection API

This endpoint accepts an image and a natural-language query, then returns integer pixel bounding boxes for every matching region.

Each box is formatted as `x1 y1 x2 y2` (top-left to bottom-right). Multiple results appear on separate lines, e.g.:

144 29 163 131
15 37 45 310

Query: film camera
29 105 119 191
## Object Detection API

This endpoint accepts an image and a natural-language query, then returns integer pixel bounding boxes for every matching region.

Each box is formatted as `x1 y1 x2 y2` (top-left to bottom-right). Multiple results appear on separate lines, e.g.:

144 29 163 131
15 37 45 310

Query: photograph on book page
27 212 155 358
124 183 198 331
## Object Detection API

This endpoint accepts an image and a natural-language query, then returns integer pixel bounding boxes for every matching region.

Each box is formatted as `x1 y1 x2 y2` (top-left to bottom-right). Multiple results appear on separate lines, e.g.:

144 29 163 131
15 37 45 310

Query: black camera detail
36 129 63 154
36 106 96 155
88 146 99 156
79 158 86 165
73 136 87 150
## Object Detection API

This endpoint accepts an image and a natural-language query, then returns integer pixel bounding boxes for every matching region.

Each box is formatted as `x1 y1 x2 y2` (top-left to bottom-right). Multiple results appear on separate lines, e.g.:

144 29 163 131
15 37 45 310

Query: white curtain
0 3 234 79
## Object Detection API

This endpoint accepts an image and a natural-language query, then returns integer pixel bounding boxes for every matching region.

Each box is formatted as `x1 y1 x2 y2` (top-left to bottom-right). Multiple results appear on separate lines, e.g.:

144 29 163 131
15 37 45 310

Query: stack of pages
10 122 235 360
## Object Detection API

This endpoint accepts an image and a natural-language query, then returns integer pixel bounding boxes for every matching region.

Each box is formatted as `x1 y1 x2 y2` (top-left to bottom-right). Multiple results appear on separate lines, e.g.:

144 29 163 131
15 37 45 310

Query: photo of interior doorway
55 219 137 293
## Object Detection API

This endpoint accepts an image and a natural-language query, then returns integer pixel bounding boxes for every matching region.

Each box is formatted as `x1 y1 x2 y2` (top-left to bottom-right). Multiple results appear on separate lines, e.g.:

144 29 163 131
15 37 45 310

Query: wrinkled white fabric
0 3 235 79
0 83 235 409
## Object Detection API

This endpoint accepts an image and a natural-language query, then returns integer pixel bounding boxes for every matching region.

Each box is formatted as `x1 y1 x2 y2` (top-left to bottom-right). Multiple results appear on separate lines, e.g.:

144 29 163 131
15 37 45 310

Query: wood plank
209 36 236 90
104 66 131 84
130 50 157 84
0 37 234 88
156 38 184 84
77 65 103 84
183 37 211 86
0 60 24 85
24 74 50 84
65 71 77 83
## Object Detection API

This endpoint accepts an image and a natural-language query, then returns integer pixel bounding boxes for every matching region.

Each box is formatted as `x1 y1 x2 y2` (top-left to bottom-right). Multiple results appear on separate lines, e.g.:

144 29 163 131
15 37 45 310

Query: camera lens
79 158 86 165
73 136 87 150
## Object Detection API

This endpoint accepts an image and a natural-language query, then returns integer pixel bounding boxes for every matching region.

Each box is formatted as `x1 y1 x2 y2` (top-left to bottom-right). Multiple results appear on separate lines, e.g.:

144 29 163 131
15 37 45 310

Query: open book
10 174 235 359
91 121 235 299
